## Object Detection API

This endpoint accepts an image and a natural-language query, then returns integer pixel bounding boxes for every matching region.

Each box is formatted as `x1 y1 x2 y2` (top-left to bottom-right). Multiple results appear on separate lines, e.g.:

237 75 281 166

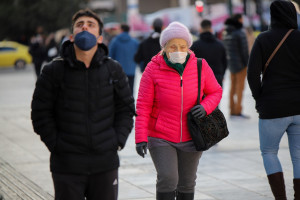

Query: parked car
0 41 32 69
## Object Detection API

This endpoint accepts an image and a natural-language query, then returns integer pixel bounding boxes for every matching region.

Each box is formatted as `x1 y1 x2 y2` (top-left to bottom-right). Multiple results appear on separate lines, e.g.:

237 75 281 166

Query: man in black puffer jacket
31 9 134 200
191 19 227 87
223 14 249 118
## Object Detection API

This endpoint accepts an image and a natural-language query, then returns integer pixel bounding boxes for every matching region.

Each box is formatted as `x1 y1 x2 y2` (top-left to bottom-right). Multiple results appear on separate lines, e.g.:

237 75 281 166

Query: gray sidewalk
0 65 293 200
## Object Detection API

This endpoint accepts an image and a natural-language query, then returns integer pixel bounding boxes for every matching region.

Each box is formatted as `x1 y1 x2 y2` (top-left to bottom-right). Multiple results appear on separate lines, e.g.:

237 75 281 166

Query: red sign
195 0 204 13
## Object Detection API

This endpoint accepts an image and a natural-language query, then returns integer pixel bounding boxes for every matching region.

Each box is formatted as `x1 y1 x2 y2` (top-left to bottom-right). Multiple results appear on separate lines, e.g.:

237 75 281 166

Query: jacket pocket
154 113 167 133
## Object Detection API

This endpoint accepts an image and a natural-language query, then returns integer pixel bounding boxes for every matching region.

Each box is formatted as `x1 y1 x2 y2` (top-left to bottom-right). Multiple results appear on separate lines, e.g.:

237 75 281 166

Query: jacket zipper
163 68 184 142
85 70 92 174
180 76 183 142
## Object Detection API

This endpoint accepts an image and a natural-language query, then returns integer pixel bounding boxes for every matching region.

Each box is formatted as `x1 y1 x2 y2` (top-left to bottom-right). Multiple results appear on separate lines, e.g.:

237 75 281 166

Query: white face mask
169 51 188 64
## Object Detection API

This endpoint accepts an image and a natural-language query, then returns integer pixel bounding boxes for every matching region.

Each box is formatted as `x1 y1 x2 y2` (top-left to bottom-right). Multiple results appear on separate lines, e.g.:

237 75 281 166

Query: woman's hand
191 105 206 119
136 142 148 158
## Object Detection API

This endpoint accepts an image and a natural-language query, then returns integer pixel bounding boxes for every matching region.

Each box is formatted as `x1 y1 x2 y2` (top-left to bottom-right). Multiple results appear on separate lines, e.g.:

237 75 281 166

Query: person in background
109 24 139 95
191 19 227 87
103 24 120 47
247 1 300 199
45 33 58 63
135 21 222 200
134 18 163 73
29 26 47 77
245 26 256 53
31 9 134 200
222 14 249 119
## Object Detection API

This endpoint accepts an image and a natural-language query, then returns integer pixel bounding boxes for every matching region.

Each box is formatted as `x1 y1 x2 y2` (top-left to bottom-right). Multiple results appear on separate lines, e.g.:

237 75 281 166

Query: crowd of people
30 0 300 199
28 27 69 77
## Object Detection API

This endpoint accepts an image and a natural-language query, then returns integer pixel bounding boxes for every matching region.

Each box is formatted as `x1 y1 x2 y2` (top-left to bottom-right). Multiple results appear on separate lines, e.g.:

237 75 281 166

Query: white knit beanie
159 21 193 48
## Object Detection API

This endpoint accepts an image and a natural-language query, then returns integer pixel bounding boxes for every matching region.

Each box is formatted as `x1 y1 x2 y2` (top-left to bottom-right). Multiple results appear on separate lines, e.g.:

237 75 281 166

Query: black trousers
127 75 135 95
52 169 118 200
33 60 43 77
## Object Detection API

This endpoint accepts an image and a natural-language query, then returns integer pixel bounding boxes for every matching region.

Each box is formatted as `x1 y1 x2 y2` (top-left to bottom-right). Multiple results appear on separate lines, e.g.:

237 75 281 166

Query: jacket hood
270 0 298 29
59 40 109 68
224 18 243 30
116 32 131 42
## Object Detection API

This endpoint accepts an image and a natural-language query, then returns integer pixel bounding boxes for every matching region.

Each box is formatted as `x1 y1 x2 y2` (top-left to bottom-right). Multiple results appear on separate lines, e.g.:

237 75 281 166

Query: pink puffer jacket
135 51 222 144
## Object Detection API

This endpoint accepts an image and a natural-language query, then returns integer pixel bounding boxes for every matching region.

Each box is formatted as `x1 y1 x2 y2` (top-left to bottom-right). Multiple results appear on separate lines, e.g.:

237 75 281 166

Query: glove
136 142 147 158
191 104 206 119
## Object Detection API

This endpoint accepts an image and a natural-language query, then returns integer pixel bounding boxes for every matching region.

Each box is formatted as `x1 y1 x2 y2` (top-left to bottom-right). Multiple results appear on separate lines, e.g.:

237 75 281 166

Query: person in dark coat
109 24 139 95
191 19 227 87
134 18 163 73
31 9 134 200
29 26 47 77
45 33 58 63
223 14 249 118
247 1 300 199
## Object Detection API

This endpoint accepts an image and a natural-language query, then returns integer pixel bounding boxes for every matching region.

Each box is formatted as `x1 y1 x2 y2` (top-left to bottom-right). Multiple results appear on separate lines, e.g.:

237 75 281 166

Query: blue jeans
259 115 300 178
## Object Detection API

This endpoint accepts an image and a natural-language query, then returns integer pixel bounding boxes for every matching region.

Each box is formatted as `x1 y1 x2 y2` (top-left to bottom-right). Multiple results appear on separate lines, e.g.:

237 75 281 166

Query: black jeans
52 169 118 200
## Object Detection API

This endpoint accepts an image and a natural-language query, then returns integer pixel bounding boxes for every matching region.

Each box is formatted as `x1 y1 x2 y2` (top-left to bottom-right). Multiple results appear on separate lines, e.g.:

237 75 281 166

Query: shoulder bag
262 29 294 78
187 58 229 151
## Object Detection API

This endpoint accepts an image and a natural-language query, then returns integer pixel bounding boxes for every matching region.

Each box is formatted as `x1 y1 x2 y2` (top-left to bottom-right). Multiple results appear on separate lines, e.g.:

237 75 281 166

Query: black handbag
187 58 229 151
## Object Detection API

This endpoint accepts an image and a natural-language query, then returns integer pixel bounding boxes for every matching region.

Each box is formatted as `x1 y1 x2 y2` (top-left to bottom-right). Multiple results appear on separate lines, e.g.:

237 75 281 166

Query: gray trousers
149 145 202 193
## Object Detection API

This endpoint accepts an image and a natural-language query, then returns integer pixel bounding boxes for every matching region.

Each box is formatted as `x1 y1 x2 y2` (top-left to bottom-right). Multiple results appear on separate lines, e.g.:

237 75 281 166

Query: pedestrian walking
134 18 163 73
45 33 58 63
191 19 227 87
223 14 249 118
109 24 139 95
29 26 47 77
31 9 135 200
135 21 222 200
247 1 300 199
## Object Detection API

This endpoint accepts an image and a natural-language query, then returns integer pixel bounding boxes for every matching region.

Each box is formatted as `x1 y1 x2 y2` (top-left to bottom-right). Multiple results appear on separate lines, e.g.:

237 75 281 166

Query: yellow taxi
0 41 32 69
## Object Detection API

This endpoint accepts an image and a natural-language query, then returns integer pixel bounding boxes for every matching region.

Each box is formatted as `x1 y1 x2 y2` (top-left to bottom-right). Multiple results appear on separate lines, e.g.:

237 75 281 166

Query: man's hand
136 142 147 158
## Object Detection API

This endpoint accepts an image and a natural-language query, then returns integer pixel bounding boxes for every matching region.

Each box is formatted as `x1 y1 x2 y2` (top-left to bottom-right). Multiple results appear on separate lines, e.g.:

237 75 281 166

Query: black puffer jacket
31 41 134 174
247 0 300 119
223 18 249 73
191 32 227 86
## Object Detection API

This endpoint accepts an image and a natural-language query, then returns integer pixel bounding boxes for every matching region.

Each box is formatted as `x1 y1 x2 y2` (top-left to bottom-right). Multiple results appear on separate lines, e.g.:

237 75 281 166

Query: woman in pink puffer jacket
135 21 222 200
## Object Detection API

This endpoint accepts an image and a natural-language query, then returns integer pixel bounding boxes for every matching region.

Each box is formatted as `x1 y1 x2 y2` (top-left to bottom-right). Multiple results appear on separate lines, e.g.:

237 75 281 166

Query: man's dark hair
72 8 103 35
232 13 242 21
200 19 212 29
153 18 163 33
121 24 130 32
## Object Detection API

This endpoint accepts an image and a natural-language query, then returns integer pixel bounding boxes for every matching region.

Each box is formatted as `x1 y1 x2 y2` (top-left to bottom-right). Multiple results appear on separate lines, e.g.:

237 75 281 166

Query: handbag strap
196 58 202 105
263 29 294 77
